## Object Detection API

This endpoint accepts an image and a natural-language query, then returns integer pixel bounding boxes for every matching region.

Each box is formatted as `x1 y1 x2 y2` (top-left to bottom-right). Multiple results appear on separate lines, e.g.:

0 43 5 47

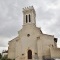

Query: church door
28 50 32 59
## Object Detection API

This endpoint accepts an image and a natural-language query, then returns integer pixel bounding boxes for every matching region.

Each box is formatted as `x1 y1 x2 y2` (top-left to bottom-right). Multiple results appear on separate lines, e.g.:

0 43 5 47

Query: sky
0 0 60 53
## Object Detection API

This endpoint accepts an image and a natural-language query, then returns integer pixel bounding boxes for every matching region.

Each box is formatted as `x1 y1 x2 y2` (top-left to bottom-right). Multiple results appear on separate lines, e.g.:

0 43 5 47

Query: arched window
29 14 31 22
28 50 32 59
26 15 27 23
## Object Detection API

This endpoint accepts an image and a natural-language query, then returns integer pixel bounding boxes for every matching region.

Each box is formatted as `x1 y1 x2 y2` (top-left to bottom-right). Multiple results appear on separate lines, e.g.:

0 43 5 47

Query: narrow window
26 15 27 23
29 14 31 22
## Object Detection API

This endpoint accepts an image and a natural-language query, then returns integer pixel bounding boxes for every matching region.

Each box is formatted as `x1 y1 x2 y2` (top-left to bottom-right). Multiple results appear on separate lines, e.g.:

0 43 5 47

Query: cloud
0 47 8 53
0 37 9 47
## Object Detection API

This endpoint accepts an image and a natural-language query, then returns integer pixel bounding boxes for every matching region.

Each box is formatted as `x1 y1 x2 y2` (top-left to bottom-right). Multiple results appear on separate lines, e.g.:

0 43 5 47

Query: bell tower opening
29 14 31 22
28 50 32 59
26 15 28 23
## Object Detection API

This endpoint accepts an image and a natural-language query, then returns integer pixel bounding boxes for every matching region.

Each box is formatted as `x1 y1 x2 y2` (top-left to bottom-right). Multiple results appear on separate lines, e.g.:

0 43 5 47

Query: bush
0 53 2 59
0 54 15 60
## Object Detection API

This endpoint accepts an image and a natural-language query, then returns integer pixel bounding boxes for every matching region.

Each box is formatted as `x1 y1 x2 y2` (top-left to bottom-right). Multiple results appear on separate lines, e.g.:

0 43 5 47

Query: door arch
28 50 32 59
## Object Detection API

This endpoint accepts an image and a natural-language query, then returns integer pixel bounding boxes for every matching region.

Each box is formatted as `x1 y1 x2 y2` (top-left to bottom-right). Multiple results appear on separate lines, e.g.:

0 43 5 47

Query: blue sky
0 0 60 53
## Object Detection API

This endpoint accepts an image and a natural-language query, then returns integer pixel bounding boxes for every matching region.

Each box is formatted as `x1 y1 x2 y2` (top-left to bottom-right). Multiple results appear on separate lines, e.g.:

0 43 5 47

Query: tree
1 55 7 60
0 53 2 59
0 54 14 60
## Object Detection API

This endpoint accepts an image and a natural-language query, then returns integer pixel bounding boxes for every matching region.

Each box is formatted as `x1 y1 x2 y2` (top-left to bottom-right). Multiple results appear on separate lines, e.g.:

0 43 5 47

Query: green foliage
0 54 15 60
1 55 7 60
0 53 2 59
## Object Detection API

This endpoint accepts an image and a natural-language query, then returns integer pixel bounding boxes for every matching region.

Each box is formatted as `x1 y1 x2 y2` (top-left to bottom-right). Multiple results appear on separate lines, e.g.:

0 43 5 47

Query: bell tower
23 6 36 25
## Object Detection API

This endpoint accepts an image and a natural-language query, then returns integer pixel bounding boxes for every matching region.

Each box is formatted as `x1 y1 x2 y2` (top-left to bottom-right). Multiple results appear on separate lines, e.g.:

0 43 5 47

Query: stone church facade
8 6 60 60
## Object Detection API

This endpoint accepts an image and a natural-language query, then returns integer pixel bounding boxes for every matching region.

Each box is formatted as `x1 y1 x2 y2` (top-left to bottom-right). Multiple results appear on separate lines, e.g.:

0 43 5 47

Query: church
8 6 60 60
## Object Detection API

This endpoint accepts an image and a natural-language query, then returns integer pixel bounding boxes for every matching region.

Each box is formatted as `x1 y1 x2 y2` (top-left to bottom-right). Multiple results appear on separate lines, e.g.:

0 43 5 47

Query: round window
27 34 30 37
